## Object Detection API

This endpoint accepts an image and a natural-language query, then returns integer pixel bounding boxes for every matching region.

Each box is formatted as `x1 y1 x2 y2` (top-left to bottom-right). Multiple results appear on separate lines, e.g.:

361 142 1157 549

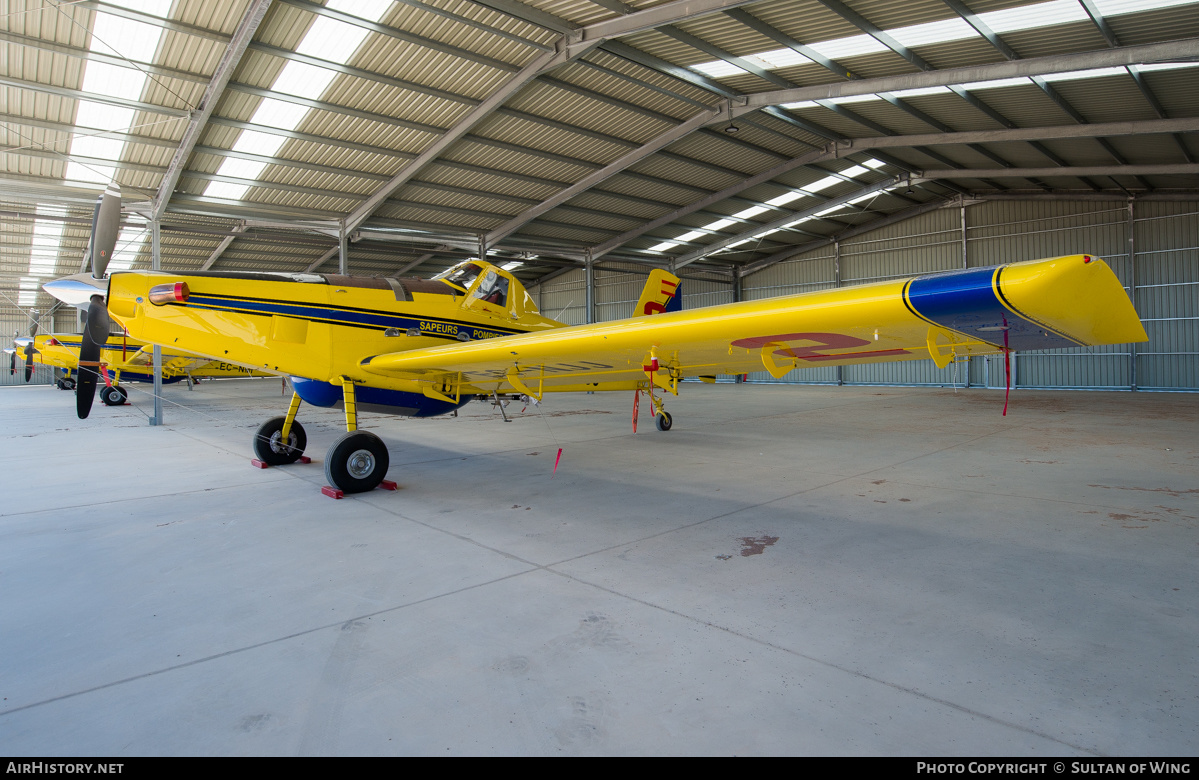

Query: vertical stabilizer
633 269 682 317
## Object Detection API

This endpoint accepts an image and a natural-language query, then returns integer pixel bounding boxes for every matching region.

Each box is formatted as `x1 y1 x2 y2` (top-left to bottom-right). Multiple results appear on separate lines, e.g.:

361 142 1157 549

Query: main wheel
655 411 673 431
325 431 389 494
252 416 307 465
100 385 125 406
61 377 76 390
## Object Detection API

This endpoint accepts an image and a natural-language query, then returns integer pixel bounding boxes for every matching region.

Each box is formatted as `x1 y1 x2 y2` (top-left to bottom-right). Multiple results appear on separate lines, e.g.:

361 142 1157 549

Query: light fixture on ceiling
724 122 740 134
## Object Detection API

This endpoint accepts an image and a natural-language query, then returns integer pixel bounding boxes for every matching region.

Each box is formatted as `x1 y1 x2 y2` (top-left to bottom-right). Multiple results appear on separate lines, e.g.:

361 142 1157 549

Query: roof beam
484 106 723 246
729 38 1199 119
152 0 272 221
673 175 903 269
200 224 247 271
918 164 1199 180
739 197 955 276
586 116 1197 260
343 0 761 234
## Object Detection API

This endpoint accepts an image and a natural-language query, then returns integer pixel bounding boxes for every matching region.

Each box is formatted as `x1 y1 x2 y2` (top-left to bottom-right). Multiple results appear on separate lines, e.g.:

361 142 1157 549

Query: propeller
74 186 120 418
84 184 121 281
23 315 38 382
76 296 111 419
8 331 15 376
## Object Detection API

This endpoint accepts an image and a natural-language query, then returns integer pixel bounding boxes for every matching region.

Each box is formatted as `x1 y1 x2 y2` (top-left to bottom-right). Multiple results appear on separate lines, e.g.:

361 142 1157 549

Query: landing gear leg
324 377 389 494
649 390 673 432
253 391 307 465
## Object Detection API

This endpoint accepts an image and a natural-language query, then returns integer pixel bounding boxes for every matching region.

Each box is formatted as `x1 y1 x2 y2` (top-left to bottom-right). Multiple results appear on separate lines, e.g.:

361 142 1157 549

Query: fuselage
106 262 564 416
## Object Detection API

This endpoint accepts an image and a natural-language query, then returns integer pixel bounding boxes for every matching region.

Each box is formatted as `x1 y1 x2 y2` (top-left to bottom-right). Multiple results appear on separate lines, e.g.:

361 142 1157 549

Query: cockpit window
432 262 484 291
471 270 509 307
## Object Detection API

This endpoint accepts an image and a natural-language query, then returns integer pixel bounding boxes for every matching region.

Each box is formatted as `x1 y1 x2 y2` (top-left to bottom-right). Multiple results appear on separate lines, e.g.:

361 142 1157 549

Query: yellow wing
360 255 1146 397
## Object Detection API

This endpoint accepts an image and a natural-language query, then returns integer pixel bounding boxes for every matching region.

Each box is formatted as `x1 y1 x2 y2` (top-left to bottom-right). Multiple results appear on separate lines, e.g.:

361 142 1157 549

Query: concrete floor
0 378 1195 756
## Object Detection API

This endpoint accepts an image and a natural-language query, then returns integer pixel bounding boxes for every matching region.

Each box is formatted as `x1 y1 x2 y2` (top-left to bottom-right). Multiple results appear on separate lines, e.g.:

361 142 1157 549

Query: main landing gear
100 384 128 406
253 378 390 494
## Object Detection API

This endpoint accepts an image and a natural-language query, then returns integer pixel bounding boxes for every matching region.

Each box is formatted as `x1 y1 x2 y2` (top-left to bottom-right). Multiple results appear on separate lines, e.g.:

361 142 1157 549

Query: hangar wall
533 199 1198 392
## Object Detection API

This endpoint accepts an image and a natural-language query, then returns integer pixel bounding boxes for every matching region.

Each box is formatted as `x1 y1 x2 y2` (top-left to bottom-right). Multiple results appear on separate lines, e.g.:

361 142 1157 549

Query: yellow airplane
46 185 1147 494
18 330 269 404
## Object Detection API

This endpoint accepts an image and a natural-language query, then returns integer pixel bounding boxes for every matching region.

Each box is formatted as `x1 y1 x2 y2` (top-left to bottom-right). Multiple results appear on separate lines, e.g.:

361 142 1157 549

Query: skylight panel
203 1 396 201
247 99 310 132
74 103 135 132
781 101 819 110
649 241 680 253
18 278 39 307
980 0 1089 34
27 209 65 278
733 205 770 219
808 35 888 61
1095 0 1199 13
889 17 978 48
674 231 706 243
1136 62 1199 73
107 228 145 272
205 182 252 201
889 86 952 99
751 48 810 69
80 62 148 101
704 219 735 231
88 13 163 62
693 61 748 79
500 261 523 271
217 159 269 180
962 77 1031 91
297 17 373 62
864 159 887 169
805 175 842 193
1040 67 1129 82
765 191 805 207
232 130 288 158
840 165 869 178
271 62 339 102
71 135 125 161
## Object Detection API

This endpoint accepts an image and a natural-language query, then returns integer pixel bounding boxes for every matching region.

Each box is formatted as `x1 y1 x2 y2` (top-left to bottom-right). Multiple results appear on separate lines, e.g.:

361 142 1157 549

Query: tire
62 377 76 390
325 431 389 494
100 385 124 406
252 416 307 465
655 411 673 431
115 385 128 404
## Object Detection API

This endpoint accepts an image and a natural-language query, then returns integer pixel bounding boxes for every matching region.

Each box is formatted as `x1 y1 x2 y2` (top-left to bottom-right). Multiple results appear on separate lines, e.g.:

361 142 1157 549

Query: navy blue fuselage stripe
905 266 1081 352
182 294 525 337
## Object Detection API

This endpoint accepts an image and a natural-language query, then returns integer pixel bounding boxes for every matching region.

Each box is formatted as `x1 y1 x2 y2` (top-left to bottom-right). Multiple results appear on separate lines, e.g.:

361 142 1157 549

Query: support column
150 219 163 426
584 250 595 325
1128 198 1138 391
835 241 843 387
338 222 349 275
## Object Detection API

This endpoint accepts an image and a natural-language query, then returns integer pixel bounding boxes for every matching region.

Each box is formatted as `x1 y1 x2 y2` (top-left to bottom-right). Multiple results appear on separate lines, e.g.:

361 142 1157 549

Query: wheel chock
379 479 398 491
321 486 344 499
252 456 310 469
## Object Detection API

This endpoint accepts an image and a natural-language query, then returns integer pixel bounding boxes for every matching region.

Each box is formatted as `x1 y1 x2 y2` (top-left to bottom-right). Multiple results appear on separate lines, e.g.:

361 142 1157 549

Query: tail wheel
325 431 389 494
252 416 307 465
655 411 673 431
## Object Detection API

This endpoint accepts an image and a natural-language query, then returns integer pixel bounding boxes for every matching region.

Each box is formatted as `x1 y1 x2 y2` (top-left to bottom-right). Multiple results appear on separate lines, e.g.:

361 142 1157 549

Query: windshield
432 262 484 291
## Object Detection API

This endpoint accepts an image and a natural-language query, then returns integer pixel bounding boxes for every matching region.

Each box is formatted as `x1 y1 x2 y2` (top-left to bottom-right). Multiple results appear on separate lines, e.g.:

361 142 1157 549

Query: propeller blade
24 343 34 382
75 296 109 419
9 348 15 376
89 185 121 280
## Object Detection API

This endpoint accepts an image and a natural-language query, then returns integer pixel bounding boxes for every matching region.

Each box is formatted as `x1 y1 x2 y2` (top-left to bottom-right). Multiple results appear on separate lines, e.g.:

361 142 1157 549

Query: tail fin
633 269 682 317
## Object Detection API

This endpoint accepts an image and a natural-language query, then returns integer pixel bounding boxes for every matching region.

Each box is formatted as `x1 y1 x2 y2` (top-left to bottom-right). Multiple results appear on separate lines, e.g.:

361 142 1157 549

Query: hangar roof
3 0 1198 308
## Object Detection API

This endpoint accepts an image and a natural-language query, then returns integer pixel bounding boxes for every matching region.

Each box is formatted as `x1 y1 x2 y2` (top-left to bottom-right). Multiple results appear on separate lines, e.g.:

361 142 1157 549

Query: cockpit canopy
432 260 538 318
